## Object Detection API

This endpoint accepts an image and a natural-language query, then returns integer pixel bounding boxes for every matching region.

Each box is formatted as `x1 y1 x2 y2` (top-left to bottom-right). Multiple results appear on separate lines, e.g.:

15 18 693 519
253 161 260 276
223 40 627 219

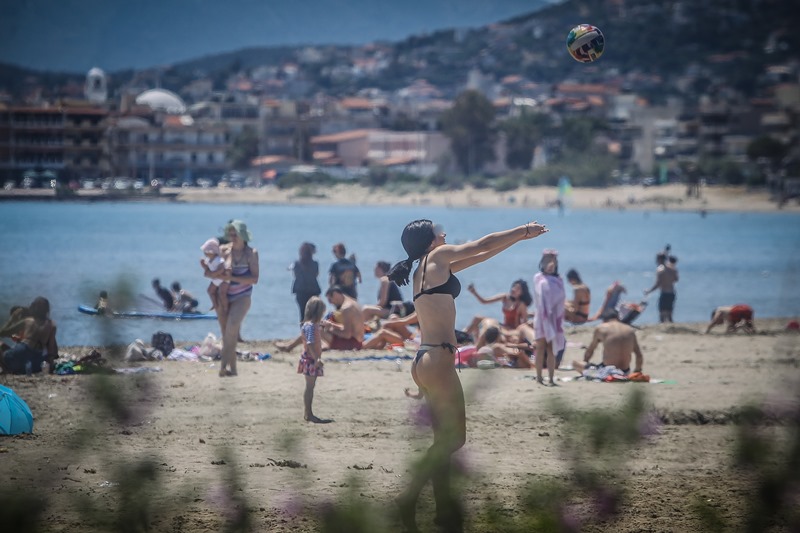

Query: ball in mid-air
566 24 605 63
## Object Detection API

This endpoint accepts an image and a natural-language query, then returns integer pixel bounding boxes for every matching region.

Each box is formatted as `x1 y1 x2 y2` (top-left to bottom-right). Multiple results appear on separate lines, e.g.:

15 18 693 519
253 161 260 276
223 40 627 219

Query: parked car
113 177 133 190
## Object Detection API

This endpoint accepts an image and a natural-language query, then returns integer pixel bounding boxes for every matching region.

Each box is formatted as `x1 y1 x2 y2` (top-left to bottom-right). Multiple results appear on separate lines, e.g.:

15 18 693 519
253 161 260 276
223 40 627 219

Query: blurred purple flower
593 486 620 519
410 403 432 428
558 503 583 532
278 493 305 518
206 483 246 523
638 410 662 439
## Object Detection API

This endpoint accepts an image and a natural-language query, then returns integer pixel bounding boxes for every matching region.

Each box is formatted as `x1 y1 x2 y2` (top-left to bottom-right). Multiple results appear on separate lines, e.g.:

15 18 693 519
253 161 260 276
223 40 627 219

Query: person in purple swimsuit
201 220 259 377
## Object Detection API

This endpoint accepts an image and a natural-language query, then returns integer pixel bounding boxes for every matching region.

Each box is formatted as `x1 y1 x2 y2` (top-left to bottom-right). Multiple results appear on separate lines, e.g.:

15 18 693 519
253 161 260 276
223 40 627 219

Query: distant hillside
2 0 798 102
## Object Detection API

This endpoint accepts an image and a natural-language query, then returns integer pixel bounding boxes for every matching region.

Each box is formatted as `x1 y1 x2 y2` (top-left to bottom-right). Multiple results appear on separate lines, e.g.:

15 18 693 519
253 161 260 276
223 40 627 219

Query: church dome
135 88 187 114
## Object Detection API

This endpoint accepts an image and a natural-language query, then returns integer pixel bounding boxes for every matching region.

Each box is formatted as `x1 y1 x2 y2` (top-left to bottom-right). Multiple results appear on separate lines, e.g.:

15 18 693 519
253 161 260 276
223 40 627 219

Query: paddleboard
77 305 216 320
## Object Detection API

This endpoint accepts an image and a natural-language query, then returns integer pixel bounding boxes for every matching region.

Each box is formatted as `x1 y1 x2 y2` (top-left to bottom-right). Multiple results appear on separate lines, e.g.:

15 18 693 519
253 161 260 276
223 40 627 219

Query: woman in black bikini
388 219 548 532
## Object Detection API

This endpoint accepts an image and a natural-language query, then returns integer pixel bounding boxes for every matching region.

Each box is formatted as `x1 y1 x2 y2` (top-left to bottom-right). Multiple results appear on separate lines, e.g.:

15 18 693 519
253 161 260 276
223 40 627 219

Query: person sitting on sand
321 285 364 350
474 324 533 368
362 260 406 323
0 296 58 374
588 281 626 321
573 308 643 376
564 269 591 324
706 304 756 334
465 279 532 336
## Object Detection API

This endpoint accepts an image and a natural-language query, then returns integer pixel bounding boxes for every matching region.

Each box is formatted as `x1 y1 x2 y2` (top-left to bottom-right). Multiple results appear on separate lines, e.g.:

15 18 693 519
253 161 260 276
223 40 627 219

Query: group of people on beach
1 211 767 533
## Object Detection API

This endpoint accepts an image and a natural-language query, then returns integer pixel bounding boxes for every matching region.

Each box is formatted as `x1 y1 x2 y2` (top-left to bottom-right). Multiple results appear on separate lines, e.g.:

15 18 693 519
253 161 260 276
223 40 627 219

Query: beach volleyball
566 24 605 63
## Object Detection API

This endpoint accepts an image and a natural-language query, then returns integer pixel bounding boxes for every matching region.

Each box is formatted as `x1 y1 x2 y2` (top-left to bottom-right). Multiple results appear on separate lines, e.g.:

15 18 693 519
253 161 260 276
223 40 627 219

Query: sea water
1 201 798 346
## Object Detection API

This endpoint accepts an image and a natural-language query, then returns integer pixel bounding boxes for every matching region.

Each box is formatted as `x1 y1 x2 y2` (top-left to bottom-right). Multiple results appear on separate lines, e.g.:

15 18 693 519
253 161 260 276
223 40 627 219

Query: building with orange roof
309 128 450 176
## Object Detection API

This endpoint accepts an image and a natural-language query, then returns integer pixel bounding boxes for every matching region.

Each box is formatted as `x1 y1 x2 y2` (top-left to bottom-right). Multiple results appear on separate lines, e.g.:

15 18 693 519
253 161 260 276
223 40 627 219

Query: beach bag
151 331 175 356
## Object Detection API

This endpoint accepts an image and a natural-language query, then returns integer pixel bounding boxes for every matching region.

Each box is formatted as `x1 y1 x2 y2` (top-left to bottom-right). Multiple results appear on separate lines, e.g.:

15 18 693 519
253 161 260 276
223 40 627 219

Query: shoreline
176 183 800 213
58 317 799 356
1 183 797 213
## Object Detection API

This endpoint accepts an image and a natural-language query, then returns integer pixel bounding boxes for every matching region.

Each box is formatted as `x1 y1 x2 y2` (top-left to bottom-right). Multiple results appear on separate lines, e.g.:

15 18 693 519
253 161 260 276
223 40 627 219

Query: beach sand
173 183 800 213
2 318 798 531
3 183 797 213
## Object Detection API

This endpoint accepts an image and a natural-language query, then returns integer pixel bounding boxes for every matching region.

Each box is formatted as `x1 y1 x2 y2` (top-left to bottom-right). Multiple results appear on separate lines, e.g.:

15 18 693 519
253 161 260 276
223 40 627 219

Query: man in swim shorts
321 285 364 350
644 251 679 323
573 309 644 375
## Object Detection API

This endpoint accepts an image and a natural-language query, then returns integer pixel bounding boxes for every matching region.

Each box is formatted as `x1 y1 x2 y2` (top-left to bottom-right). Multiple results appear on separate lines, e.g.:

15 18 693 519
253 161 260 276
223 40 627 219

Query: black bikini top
413 254 461 301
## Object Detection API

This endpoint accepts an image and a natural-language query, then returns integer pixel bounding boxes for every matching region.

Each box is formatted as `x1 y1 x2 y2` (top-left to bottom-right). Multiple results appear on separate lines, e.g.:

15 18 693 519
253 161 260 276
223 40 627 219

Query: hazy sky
0 0 556 72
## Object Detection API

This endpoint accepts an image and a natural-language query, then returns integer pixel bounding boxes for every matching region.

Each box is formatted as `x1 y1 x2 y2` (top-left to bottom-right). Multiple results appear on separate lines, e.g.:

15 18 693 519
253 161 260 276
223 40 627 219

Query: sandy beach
2 183 798 213
173 183 799 213
2 318 798 532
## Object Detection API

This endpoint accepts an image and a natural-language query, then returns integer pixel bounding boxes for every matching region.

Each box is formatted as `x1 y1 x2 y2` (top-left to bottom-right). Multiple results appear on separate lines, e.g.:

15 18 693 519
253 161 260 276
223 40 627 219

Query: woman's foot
434 500 464 532
218 369 237 377
304 414 332 424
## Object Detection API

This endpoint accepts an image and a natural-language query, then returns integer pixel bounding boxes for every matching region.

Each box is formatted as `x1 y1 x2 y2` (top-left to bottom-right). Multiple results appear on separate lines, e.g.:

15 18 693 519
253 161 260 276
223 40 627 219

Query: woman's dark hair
566 269 582 283
387 219 435 286
376 261 391 274
28 297 50 321
299 242 316 265
511 279 533 306
539 254 559 276
484 326 500 344
171 282 181 291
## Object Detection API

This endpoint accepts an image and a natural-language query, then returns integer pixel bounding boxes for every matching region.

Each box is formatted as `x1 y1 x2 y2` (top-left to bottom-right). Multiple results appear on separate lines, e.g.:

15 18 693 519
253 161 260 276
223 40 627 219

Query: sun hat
226 220 253 242
201 238 220 255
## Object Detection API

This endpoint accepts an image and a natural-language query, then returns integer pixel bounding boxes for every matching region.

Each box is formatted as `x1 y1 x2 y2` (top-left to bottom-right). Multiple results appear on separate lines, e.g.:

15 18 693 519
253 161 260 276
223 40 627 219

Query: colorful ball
566 24 605 63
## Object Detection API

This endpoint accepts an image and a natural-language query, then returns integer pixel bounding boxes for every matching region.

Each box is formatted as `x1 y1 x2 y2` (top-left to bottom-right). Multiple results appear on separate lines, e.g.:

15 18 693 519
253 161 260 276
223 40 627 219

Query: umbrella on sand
0 384 34 435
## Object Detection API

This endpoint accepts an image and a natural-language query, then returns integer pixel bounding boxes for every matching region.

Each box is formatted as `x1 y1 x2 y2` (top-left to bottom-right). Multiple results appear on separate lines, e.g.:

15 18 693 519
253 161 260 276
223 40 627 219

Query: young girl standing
297 296 330 423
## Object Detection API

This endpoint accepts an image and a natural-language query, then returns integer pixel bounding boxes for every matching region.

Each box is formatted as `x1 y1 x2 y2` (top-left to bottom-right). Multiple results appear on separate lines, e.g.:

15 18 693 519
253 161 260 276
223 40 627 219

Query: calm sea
1 201 798 346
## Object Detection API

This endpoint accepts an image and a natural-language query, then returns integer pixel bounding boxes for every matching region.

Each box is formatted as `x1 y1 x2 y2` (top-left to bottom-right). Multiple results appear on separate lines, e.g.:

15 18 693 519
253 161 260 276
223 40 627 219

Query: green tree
746 135 786 168
500 111 551 170
559 116 608 153
441 90 497 175
226 126 259 170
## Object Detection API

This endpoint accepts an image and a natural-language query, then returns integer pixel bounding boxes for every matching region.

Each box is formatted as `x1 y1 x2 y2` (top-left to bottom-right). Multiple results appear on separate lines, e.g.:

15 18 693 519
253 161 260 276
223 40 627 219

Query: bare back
595 320 638 371
656 264 679 292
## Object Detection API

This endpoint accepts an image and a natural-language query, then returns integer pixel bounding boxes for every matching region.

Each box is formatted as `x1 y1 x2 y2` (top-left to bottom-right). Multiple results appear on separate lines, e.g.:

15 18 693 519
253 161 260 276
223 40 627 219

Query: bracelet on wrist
524 223 531 236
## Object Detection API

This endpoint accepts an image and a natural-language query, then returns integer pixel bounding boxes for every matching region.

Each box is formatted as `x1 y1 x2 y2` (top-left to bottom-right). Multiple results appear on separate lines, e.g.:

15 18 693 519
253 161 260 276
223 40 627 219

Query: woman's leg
535 338 546 383
296 293 311 324
221 296 251 376
303 375 316 419
398 349 466 531
545 341 556 383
